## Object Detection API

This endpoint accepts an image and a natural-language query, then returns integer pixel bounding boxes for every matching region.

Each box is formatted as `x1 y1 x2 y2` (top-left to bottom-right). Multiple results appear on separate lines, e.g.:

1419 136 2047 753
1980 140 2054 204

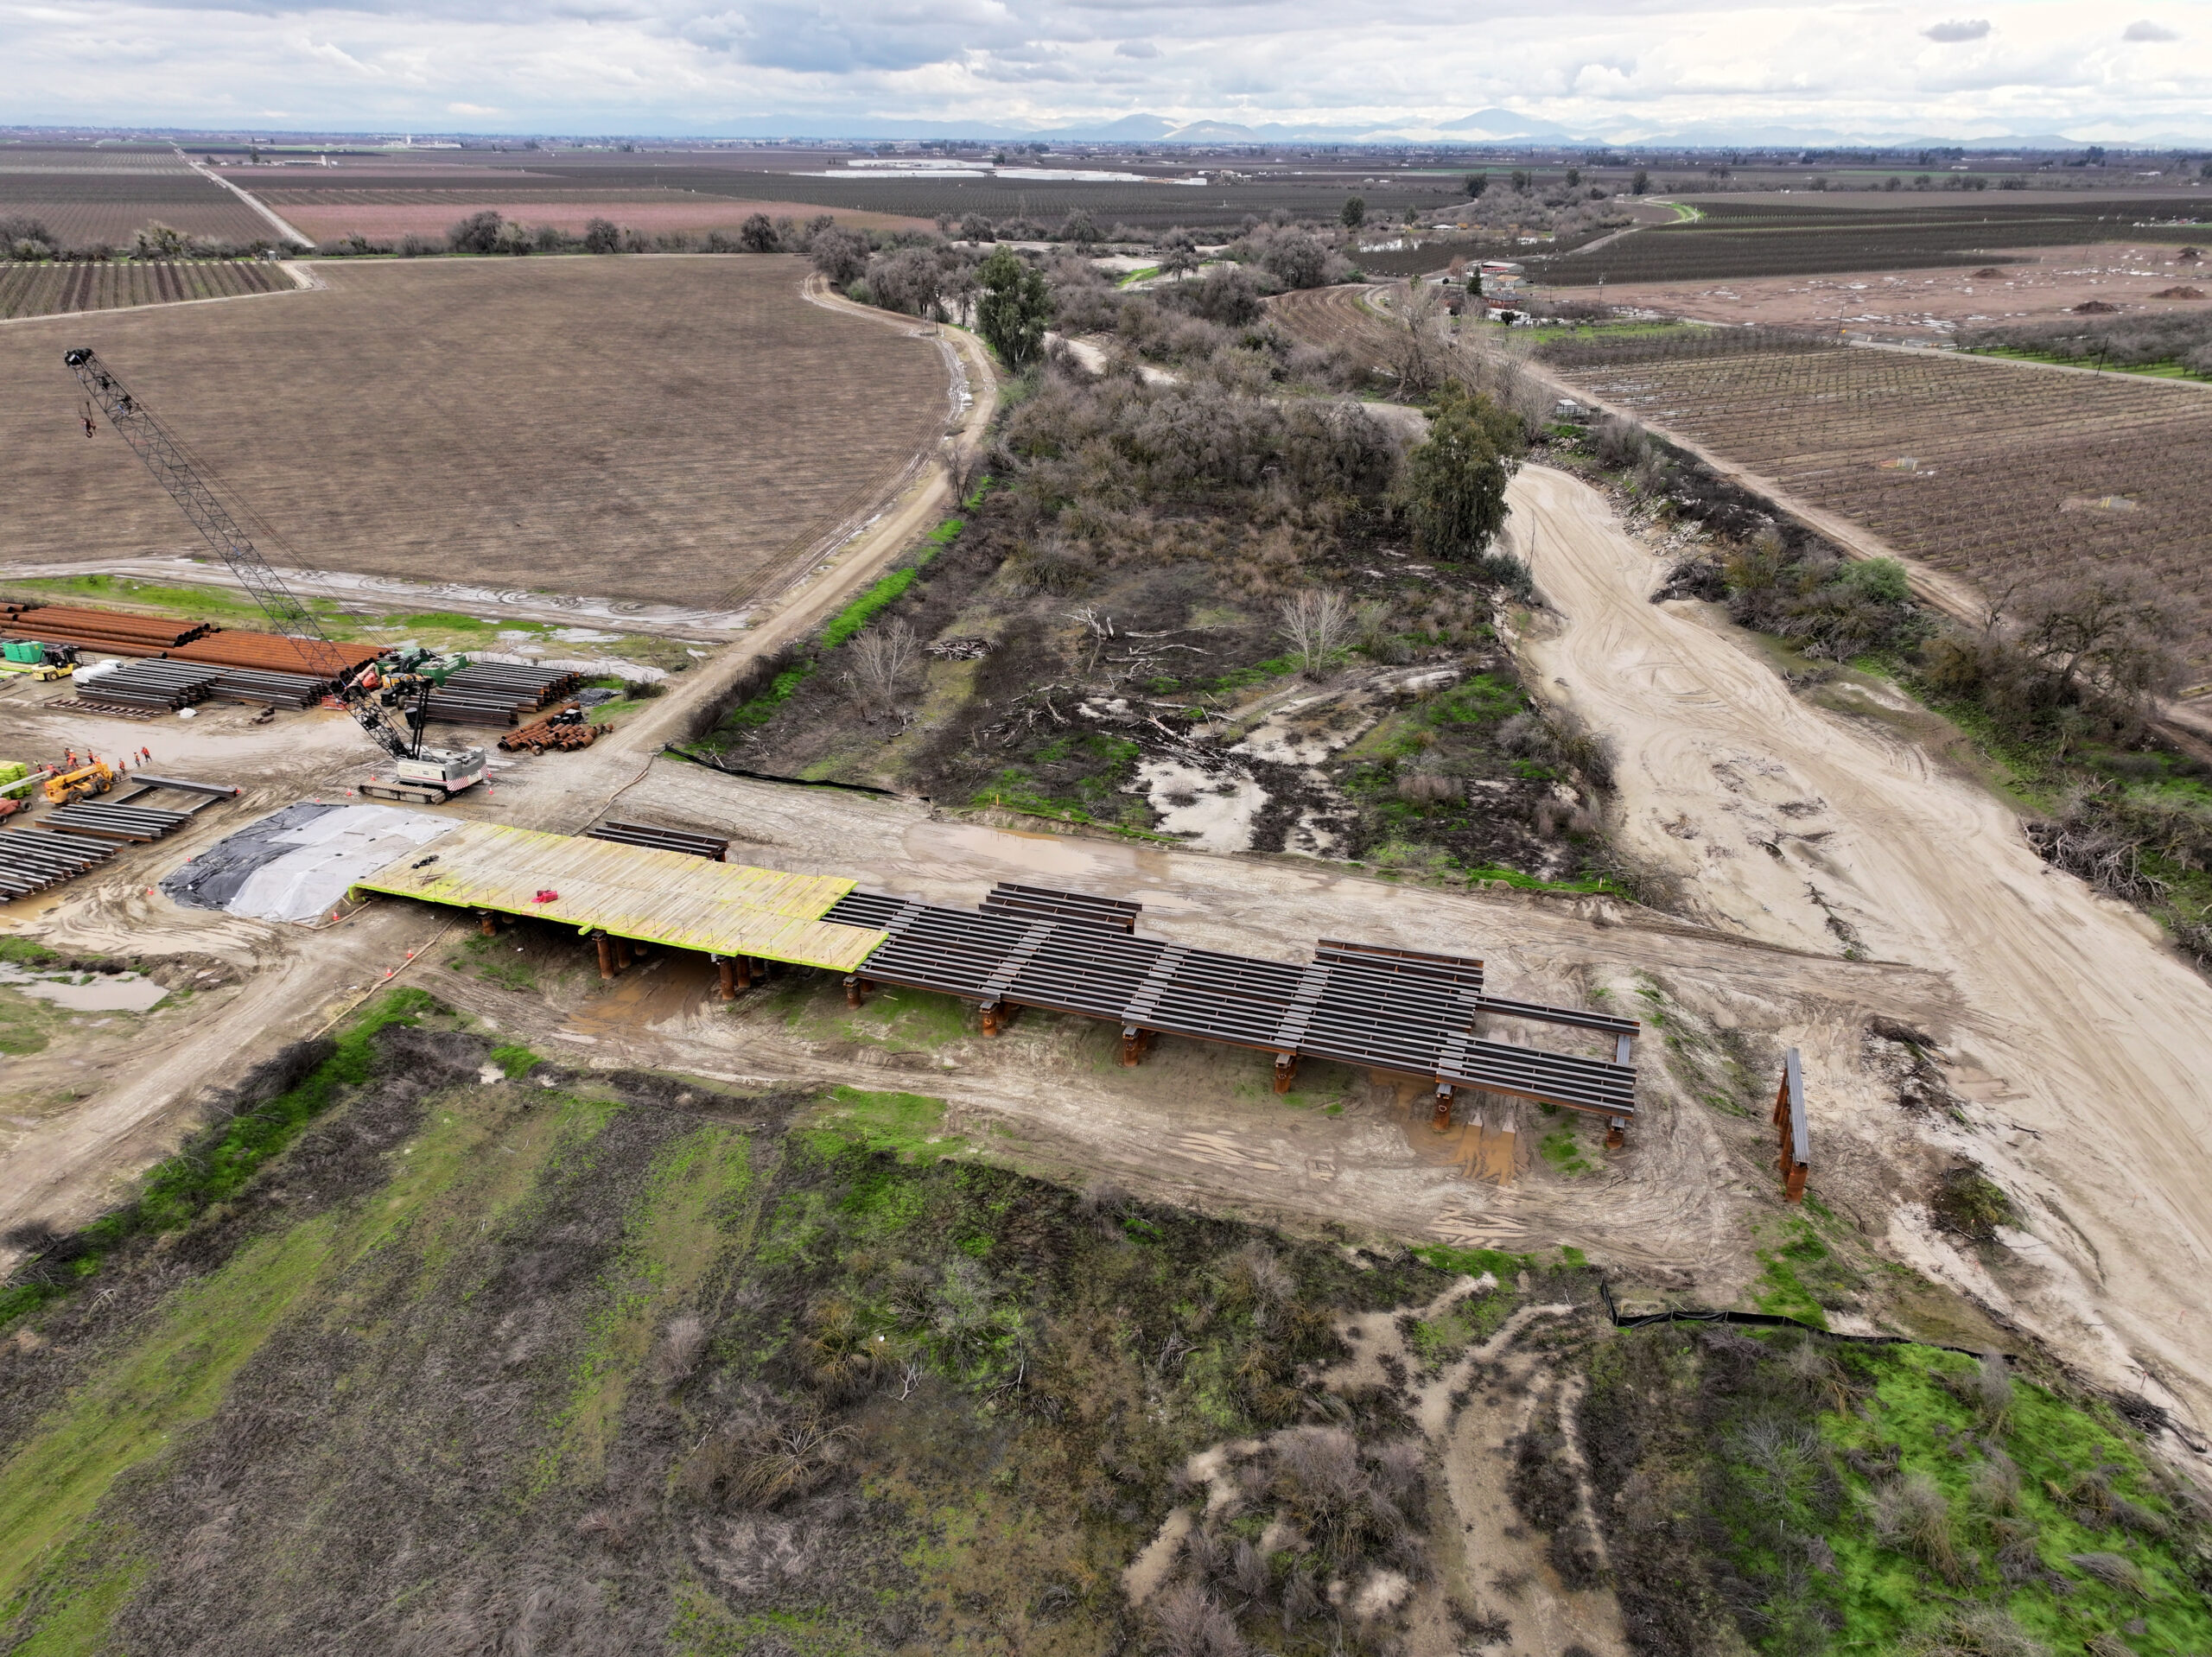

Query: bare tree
1277 589 1356 672
2018 575 2182 708
1384 279 1453 397
843 619 921 714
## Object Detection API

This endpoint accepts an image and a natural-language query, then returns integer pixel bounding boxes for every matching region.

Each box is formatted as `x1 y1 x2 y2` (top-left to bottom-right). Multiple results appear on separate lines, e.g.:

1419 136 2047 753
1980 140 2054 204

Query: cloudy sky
2 0 2204 142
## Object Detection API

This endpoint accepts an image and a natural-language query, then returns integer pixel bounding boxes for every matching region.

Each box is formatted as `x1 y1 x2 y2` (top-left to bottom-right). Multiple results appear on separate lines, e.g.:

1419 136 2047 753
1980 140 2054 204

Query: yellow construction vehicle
44 759 115 806
0 660 73 682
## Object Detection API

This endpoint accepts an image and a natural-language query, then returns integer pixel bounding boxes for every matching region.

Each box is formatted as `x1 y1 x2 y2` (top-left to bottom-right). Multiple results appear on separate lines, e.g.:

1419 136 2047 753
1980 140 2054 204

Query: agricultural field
0 148 271 251
385 158 1472 233
1535 195 2209 287
1546 332 2212 677
0 256 950 611
1587 242 2209 340
0 260 296 321
255 188 930 246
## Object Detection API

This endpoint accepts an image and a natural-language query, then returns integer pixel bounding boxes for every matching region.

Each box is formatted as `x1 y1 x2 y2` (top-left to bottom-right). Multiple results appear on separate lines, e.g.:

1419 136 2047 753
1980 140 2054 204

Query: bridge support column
1273 1052 1298 1095
594 932 614 981
1432 1085 1456 1132
1120 1025 1152 1067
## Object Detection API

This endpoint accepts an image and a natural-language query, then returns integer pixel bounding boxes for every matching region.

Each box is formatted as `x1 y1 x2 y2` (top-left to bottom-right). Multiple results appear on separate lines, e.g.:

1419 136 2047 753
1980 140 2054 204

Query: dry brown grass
0 255 949 609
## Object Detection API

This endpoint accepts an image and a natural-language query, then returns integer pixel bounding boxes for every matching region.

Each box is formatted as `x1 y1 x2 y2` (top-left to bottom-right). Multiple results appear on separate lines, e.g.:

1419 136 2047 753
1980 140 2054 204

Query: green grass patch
0 937 59 965
533 1127 753 1491
1411 1242 1531 1279
805 1086 962 1162
488 1043 541 1078
0 988 439 1333
1539 1126 1595 1177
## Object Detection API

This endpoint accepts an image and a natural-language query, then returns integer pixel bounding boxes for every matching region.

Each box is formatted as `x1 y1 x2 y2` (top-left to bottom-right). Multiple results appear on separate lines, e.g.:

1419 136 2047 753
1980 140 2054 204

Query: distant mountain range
692 109 2204 149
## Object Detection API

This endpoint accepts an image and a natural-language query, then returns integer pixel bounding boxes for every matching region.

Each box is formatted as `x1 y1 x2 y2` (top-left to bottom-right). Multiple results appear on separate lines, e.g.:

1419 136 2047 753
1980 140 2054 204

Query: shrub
448 210 506 255
809 225 870 287
582 217 620 254
739 212 779 252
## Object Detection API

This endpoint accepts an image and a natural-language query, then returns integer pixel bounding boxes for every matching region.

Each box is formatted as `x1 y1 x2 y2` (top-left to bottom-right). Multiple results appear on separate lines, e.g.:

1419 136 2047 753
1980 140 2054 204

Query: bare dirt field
0 255 952 611
1596 242 2210 339
1548 337 2212 679
264 194 931 244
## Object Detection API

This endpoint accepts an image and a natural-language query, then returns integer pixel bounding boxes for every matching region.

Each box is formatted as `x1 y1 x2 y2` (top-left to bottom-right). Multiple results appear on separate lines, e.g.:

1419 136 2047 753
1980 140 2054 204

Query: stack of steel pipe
198 665 326 708
73 660 219 712
0 828 116 900
35 802 192 842
0 606 210 658
423 664 582 727
166 632 383 682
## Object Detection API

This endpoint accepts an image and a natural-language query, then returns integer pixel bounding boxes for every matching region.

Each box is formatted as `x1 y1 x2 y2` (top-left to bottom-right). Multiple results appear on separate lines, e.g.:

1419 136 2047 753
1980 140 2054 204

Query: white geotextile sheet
228 805 449 924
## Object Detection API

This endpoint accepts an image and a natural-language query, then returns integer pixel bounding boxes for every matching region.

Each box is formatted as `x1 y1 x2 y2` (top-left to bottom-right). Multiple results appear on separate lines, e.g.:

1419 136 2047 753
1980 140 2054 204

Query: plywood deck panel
353 821 884 970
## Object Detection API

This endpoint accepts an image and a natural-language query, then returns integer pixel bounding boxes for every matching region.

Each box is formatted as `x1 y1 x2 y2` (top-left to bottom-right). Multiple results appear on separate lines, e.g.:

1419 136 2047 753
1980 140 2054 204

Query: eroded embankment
1510 460 2212 1437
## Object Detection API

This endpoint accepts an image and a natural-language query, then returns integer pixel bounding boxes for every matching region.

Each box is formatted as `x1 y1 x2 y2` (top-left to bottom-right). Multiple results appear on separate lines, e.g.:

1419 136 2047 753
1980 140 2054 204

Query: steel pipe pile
74 660 219 712
0 828 117 899
0 604 210 657
166 633 382 680
442 663 582 710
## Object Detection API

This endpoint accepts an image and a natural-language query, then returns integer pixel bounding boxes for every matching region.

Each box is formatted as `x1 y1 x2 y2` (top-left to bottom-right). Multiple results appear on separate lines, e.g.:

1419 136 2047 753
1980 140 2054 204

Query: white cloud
0 0 2205 140
2122 19 2177 41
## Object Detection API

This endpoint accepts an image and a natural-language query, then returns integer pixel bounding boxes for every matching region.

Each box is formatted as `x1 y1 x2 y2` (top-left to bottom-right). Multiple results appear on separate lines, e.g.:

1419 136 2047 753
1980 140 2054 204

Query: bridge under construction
353 820 1639 1137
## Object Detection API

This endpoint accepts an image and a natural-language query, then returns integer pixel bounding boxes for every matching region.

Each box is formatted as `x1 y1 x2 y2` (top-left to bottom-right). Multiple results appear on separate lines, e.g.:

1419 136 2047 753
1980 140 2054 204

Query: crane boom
62 347 353 686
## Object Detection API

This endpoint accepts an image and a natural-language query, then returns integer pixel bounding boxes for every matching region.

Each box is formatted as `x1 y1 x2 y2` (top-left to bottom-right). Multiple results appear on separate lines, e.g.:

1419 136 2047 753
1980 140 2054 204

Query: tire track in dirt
1510 462 2212 1432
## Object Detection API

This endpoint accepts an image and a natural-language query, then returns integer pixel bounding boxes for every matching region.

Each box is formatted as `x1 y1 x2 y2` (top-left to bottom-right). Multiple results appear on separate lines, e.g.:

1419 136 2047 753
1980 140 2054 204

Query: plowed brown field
0 256 950 611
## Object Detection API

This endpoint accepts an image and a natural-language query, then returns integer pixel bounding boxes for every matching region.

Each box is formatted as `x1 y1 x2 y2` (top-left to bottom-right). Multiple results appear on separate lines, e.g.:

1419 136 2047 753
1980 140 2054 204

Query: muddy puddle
0 961 168 1013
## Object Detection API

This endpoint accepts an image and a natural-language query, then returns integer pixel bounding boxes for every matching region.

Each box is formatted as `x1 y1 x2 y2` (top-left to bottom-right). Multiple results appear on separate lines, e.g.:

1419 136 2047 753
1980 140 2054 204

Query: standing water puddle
0 962 169 1013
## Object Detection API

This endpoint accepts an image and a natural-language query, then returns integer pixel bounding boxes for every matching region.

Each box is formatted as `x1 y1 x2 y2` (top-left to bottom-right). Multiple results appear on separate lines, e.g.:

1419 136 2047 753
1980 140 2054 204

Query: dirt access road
1510 462 2212 1435
0 288 998 1257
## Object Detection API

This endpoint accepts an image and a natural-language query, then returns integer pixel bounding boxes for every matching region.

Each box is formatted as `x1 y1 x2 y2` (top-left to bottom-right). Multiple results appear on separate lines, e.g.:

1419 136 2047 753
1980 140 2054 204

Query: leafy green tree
1342 195 1366 228
1630 168 1649 195
1465 173 1488 198
738 213 779 252
976 246 1052 369
1401 384 1525 565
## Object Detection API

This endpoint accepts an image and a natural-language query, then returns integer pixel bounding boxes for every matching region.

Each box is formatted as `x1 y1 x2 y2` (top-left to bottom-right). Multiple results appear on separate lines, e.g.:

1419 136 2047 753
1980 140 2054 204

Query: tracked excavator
61 348 486 804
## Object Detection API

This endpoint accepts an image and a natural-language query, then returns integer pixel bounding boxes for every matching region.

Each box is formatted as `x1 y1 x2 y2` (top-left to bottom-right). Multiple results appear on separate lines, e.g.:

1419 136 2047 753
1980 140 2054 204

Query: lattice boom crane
61 347 487 804
63 347 354 684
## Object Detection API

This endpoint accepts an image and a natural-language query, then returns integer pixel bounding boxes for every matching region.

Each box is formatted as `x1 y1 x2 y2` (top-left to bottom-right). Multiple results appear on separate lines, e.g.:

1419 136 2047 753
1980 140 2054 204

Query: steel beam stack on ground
164 633 382 680
35 803 193 841
0 828 117 899
824 883 1640 1126
584 820 728 860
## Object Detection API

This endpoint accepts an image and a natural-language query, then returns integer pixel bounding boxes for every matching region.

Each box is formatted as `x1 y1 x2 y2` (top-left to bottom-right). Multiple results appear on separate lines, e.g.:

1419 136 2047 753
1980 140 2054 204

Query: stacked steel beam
425 663 583 727
0 605 209 658
0 828 115 900
585 820 728 860
35 802 192 842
